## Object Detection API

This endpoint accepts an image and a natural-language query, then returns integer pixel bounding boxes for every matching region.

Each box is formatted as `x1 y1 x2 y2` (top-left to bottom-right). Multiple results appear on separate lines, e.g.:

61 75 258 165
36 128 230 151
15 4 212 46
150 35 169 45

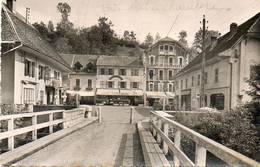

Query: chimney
6 0 16 12
230 23 238 35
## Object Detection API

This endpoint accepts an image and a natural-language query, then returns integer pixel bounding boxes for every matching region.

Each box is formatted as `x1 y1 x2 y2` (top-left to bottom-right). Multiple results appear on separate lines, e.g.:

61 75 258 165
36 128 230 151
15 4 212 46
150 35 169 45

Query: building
144 37 189 107
96 55 145 105
61 54 99 104
174 13 260 111
1 1 71 107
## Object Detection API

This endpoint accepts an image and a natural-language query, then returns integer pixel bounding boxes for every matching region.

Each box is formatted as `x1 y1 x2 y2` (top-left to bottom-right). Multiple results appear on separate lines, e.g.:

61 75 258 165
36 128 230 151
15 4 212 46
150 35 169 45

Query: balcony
45 77 62 88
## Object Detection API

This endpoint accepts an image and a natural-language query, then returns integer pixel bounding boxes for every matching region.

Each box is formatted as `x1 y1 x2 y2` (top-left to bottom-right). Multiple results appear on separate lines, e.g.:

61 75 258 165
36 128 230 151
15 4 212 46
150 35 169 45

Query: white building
1 1 71 107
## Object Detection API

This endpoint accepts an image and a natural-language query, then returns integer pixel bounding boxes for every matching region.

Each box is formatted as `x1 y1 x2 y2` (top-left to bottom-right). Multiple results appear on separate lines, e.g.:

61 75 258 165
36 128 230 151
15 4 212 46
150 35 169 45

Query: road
16 106 148 166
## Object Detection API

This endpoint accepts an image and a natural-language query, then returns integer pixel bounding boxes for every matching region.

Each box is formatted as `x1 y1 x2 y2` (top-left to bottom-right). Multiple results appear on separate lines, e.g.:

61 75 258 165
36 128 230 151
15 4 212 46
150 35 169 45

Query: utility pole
200 15 208 108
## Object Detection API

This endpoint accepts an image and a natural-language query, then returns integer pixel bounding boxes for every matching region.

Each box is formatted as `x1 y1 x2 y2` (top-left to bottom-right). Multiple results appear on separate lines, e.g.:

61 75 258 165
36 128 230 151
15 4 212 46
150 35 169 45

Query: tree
178 30 188 47
193 29 220 52
129 31 136 41
48 21 54 32
33 22 49 38
144 33 154 46
154 32 161 43
248 65 260 101
56 2 74 35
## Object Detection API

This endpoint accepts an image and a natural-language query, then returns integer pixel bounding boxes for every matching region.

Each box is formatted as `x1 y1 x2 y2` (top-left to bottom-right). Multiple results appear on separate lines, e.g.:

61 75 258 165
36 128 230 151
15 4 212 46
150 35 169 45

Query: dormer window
169 46 173 52
159 45 164 52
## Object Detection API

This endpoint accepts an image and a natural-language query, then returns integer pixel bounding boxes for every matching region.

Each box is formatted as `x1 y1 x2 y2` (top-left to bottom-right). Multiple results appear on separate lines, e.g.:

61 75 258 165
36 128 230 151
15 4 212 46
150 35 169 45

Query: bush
193 106 259 157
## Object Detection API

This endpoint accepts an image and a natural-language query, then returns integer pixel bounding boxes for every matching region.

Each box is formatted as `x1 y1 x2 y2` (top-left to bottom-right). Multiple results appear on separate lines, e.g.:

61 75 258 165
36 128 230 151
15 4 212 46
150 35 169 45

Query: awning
120 89 143 96
166 92 175 98
96 89 120 96
96 89 143 96
146 91 167 98
66 90 95 96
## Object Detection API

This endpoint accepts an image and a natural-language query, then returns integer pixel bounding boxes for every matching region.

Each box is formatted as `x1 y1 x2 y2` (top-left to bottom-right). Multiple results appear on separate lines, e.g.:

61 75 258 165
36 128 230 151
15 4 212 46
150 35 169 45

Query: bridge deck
16 106 147 166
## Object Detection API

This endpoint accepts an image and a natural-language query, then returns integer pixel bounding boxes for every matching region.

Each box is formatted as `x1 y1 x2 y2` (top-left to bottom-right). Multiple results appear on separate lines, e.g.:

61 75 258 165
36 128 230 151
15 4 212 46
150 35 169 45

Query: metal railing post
8 118 14 150
98 107 102 123
163 122 169 154
195 143 207 167
174 130 181 167
130 107 134 124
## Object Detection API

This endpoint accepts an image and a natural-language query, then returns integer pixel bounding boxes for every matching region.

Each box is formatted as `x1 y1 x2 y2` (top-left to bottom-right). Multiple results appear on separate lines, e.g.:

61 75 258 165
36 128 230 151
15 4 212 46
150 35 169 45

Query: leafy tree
178 30 188 47
123 30 130 41
193 29 220 52
48 21 55 32
54 37 73 53
154 32 161 43
144 33 153 46
33 22 49 39
56 2 74 36
248 65 260 101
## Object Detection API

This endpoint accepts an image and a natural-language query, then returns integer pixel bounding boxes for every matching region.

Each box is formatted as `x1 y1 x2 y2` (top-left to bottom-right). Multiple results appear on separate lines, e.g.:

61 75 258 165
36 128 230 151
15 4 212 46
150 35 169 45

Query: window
149 56 155 65
131 82 139 89
149 70 154 80
54 71 60 79
38 65 44 80
159 45 164 52
164 45 168 51
191 76 194 87
108 69 114 75
120 82 126 89
215 69 219 83
169 46 173 52
181 80 183 89
88 79 92 88
131 69 139 76
108 81 114 88
176 81 179 89
178 57 183 67
205 72 208 84
169 57 173 66
24 88 34 104
149 83 154 91
24 59 35 78
185 79 188 89
198 74 201 86
119 69 126 76
159 70 164 80
158 83 164 91
100 81 106 88
168 83 173 92
100 68 105 75
76 79 80 88
169 70 173 80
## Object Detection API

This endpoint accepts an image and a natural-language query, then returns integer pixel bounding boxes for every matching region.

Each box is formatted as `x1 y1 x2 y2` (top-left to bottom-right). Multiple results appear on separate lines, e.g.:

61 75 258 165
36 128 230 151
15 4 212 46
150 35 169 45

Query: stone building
174 12 260 111
1 1 71 107
144 37 189 107
96 55 145 105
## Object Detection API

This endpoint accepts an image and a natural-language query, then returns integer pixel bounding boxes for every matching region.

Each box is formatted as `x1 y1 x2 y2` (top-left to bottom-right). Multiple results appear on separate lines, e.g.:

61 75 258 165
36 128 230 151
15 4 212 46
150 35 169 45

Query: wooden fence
150 111 259 167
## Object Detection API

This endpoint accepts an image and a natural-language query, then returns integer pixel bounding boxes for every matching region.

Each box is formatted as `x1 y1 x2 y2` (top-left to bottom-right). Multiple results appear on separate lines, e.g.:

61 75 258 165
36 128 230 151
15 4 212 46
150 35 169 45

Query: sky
10 0 260 46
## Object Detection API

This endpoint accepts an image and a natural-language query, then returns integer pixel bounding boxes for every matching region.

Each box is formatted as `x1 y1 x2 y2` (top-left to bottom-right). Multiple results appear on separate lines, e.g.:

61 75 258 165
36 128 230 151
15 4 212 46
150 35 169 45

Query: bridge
0 106 259 166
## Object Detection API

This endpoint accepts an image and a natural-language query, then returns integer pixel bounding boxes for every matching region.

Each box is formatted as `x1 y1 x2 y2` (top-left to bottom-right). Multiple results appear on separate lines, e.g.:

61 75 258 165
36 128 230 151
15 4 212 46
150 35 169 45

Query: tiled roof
60 54 99 67
97 55 143 67
1 5 71 71
179 12 260 74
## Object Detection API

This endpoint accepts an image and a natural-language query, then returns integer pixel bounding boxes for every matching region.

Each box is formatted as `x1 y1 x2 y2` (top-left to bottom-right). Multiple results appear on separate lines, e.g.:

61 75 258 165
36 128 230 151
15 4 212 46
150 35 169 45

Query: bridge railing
150 111 259 167
0 108 90 152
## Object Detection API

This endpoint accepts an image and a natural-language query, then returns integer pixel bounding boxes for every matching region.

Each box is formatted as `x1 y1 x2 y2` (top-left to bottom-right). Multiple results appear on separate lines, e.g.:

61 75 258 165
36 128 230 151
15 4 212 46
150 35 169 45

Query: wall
69 73 96 91
1 51 15 104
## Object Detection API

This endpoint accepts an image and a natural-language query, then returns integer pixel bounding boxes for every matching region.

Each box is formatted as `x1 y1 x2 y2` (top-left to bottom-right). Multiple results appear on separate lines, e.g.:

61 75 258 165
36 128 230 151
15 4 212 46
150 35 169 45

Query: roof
115 45 144 57
178 12 260 74
60 54 100 67
97 55 143 67
151 36 188 51
1 4 71 71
